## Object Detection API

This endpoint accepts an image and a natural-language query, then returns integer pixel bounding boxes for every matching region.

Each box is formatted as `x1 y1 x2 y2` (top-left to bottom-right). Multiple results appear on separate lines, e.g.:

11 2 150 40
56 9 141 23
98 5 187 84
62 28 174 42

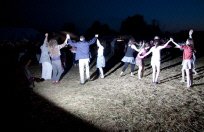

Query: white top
149 46 165 61
97 39 104 57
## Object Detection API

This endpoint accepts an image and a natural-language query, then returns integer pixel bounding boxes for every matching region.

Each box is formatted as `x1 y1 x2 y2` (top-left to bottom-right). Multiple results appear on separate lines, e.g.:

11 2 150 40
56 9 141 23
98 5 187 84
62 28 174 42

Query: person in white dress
96 39 105 78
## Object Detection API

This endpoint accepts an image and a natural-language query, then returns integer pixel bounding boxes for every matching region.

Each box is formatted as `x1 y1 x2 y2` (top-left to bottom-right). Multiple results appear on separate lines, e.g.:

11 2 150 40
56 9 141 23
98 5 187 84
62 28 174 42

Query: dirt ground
30 54 204 131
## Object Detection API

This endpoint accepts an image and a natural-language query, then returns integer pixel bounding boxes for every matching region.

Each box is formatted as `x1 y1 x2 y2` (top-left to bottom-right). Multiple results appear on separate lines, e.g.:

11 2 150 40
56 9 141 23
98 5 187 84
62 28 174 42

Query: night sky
1 0 204 32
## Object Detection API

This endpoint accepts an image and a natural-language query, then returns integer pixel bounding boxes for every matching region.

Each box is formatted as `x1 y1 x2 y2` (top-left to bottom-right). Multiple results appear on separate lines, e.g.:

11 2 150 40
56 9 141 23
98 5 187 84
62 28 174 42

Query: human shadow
9 62 102 132
159 73 182 84
90 69 100 81
161 61 182 71
28 92 101 131
103 54 123 77
90 54 123 79
90 58 96 69
60 51 74 80
193 83 204 87
160 65 204 84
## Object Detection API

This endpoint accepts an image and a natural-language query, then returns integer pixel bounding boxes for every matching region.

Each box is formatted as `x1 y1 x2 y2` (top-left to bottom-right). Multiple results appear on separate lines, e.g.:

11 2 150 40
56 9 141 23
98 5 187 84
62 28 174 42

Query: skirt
121 56 135 64
182 59 193 69
97 56 105 68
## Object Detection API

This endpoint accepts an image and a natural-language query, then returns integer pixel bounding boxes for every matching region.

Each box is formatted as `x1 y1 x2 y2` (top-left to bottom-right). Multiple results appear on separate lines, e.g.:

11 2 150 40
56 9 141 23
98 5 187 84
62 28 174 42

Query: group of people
120 29 197 88
38 29 197 88
39 33 105 85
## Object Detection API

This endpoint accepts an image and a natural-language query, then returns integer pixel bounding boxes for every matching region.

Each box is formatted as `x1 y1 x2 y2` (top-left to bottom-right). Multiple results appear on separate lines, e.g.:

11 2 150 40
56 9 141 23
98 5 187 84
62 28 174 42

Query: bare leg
141 65 144 78
180 68 185 82
186 69 191 88
155 64 160 83
138 65 143 79
152 65 156 83
99 68 104 78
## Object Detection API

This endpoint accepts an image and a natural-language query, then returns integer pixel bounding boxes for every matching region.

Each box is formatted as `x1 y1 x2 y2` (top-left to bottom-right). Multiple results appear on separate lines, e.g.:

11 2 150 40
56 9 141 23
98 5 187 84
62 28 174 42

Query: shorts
182 60 193 69
151 59 160 67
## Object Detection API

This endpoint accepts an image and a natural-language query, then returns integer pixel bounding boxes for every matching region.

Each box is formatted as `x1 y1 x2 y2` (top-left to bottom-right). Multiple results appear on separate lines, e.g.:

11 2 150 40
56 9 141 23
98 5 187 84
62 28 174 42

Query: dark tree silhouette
85 21 117 39
61 22 78 35
120 14 162 40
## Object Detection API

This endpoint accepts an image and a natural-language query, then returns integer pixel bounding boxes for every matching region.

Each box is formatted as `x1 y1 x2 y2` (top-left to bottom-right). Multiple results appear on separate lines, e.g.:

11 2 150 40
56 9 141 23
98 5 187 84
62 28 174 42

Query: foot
55 81 60 84
187 85 192 88
180 80 185 83
120 72 123 77
101 75 104 79
130 73 134 76
80 82 85 85
194 72 198 75
40 78 45 81
152 81 158 84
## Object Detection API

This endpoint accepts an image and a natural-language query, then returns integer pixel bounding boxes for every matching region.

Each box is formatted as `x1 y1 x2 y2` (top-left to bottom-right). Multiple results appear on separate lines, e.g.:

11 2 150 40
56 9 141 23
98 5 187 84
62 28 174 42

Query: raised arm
58 34 69 49
189 29 196 51
140 47 153 58
189 29 193 39
43 33 48 46
171 39 181 49
159 38 172 49
67 34 77 47
88 34 98 45
97 39 103 48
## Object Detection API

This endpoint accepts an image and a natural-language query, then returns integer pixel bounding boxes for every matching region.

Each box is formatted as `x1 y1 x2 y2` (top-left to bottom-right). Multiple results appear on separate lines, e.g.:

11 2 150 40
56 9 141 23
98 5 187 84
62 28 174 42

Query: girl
120 38 141 76
171 38 194 88
48 34 69 84
136 41 150 79
140 37 172 84
96 39 105 78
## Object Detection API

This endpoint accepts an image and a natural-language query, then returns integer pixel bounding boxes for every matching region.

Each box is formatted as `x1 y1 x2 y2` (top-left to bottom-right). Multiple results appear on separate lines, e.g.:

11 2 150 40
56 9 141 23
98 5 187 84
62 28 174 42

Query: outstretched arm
171 39 181 49
189 29 196 51
43 33 48 46
159 38 172 49
58 34 69 49
140 47 153 58
67 34 77 47
131 44 141 52
88 34 98 45
97 39 103 48
137 48 145 58
189 29 193 39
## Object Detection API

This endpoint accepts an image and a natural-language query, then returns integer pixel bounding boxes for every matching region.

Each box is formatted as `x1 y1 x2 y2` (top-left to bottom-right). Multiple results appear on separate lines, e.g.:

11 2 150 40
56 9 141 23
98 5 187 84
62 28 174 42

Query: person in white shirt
140 36 172 84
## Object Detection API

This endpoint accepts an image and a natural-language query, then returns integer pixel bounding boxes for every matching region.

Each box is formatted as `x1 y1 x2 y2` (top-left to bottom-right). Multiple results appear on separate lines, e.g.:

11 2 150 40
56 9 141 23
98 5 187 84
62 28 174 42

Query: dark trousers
122 62 135 72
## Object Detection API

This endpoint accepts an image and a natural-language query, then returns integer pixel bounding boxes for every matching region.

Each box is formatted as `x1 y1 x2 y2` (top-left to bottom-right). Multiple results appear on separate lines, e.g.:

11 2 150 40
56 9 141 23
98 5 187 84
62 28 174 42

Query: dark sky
1 0 204 32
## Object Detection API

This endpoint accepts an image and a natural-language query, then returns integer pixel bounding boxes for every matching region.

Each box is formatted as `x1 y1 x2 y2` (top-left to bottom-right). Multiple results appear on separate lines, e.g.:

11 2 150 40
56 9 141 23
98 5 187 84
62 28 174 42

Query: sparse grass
32 56 204 131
